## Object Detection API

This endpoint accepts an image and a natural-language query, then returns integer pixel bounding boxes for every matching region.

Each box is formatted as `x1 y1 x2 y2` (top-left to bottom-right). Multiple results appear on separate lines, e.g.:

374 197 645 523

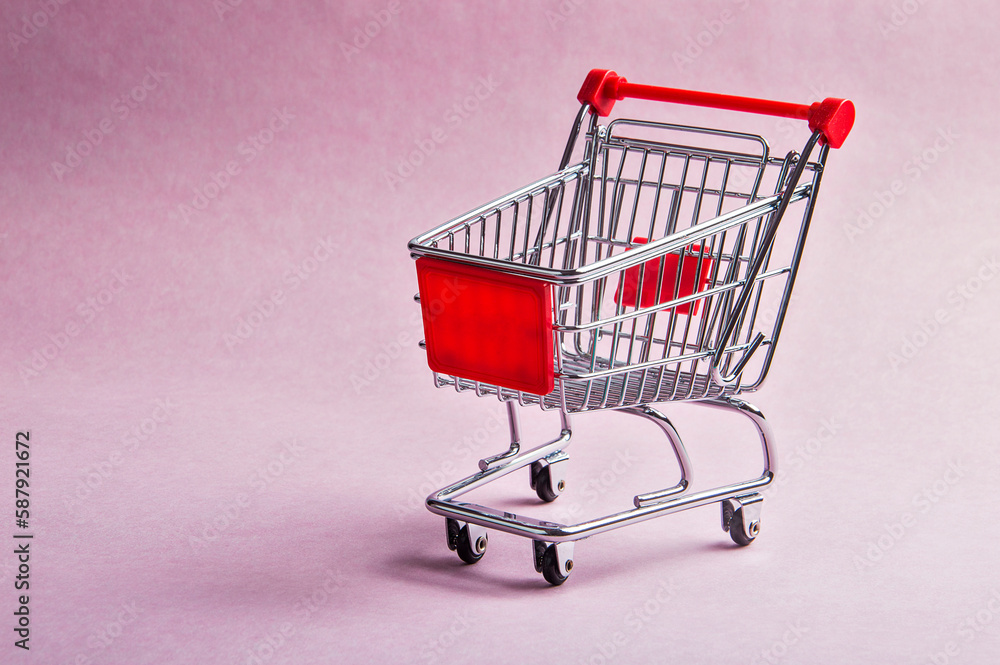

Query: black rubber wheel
541 546 570 586
445 518 462 551
728 507 757 547
532 464 560 503
455 526 487 564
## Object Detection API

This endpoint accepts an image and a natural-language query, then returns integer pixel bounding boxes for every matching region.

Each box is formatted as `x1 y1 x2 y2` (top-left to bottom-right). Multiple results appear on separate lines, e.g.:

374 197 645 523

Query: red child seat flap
614 239 713 315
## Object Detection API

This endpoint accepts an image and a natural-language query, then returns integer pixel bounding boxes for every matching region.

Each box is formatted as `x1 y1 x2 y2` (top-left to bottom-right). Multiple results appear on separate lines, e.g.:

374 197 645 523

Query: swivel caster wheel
533 540 575 586
446 519 488 564
722 494 762 547
529 451 569 503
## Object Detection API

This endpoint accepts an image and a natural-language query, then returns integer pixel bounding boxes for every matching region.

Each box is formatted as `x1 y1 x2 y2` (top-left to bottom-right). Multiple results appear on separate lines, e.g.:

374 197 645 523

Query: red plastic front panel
416 258 554 396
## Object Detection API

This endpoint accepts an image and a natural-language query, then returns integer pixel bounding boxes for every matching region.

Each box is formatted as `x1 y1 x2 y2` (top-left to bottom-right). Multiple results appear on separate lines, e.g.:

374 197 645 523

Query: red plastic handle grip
577 69 855 149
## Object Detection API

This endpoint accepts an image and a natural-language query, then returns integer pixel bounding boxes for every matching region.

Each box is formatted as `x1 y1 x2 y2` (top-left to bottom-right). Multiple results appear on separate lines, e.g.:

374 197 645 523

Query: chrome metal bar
700 395 777 476
621 405 693 507
553 265 790 334
528 112 584 268
478 400 523 471
749 143 829 390
559 104 591 171
441 430 572 502
426 396 775 543
710 131 821 385
411 185 811 285
428 472 772 543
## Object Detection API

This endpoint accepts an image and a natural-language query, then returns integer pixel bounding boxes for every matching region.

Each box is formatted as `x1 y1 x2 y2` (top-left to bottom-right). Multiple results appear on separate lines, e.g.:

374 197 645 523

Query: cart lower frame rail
427 396 775 585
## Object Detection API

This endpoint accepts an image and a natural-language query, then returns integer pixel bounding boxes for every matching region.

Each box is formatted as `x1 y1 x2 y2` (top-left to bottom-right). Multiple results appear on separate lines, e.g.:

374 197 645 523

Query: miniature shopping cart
408 69 854 585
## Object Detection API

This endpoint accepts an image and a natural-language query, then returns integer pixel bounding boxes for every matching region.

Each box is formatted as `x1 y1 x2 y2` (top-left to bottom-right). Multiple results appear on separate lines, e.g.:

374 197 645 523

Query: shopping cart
408 69 854 585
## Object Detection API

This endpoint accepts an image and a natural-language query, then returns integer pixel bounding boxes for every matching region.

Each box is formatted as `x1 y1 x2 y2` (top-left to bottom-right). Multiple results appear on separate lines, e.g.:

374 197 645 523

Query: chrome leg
620 405 693 507
478 400 523 471
432 402 573 504
699 395 777 479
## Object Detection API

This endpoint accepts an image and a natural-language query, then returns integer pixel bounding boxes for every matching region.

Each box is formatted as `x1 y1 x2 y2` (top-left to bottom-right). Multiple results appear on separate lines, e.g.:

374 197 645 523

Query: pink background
3 1 999 663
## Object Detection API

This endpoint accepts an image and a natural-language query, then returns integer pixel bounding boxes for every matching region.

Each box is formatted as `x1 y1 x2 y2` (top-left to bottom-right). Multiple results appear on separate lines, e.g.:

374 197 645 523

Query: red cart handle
577 68 855 149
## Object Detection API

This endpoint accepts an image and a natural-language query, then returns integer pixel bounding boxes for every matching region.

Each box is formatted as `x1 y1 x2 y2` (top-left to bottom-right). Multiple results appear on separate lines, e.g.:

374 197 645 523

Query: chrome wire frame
409 107 829 414
412 106 829 565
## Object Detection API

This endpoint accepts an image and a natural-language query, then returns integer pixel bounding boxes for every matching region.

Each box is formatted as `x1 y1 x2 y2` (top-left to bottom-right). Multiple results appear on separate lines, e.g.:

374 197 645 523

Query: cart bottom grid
434 352 747 413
